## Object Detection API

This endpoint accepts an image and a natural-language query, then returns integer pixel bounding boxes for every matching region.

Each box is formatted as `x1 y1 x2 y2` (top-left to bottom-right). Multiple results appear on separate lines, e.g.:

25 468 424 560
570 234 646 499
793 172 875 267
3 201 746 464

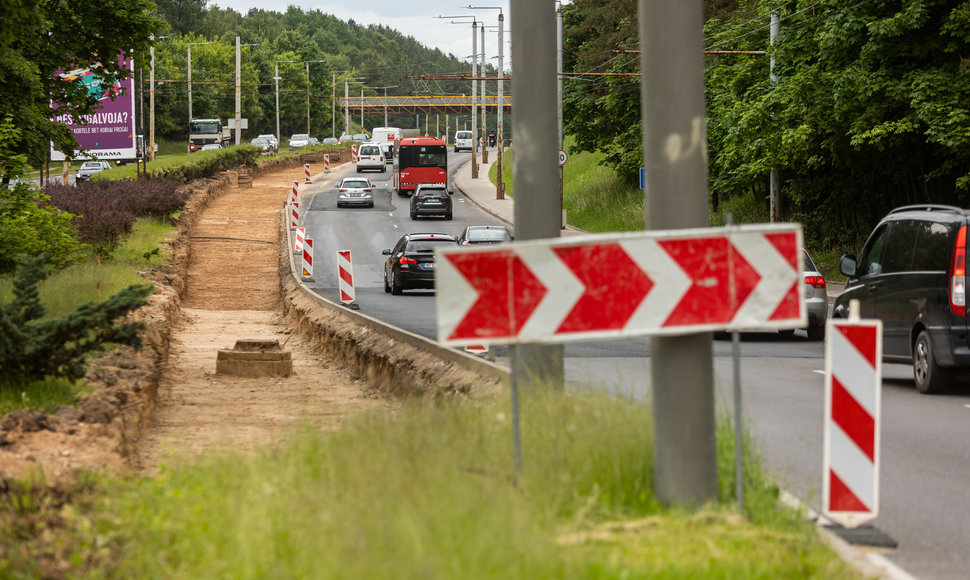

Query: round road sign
558 149 568 167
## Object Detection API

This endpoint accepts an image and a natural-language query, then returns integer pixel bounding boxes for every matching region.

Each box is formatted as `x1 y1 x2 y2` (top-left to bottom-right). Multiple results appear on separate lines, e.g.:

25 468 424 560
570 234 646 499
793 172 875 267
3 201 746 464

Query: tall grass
81 390 857 579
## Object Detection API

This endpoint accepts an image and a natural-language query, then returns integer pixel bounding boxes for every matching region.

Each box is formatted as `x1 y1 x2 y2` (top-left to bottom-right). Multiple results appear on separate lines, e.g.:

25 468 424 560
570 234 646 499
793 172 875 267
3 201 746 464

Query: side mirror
382 249 392 256
839 254 858 278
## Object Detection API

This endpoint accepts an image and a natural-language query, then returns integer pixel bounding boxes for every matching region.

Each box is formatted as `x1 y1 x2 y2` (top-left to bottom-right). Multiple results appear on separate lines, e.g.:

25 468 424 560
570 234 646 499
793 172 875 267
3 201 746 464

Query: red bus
393 135 447 196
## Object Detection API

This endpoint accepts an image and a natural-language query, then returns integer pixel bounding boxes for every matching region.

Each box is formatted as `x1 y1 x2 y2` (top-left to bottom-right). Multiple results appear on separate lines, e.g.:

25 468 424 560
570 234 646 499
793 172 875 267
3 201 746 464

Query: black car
834 204 970 393
409 184 453 220
382 233 456 295
456 225 513 246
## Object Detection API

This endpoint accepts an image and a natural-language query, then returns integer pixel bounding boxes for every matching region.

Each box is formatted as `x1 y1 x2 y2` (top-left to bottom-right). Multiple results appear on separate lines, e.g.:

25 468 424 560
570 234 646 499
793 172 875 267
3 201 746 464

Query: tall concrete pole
345 80 350 134
511 0 565 390
640 0 718 506
496 12 505 199
332 72 336 138
235 37 242 145
481 23 488 164
471 19 479 178
275 61 281 142
557 3 564 227
187 43 193 124
149 41 156 162
769 11 780 223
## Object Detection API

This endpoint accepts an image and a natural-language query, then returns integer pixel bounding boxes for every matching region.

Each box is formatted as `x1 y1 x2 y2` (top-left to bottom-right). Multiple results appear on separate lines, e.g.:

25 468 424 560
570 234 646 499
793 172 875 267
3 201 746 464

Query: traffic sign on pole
823 304 882 529
436 223 804 345
558 149 568 166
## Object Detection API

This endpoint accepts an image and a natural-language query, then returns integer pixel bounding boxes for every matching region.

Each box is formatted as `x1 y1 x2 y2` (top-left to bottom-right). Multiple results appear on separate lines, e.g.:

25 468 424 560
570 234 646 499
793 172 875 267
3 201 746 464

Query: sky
210 0 513 63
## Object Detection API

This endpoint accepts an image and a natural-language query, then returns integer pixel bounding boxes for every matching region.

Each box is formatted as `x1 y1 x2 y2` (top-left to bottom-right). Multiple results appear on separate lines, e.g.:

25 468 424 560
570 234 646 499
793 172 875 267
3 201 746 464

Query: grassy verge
3 390 860 578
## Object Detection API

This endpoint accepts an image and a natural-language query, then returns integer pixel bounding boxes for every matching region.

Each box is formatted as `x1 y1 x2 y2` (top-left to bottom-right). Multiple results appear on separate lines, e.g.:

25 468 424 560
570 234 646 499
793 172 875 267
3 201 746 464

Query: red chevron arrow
446 249 547 340
659 236 760 326
554 242 654 333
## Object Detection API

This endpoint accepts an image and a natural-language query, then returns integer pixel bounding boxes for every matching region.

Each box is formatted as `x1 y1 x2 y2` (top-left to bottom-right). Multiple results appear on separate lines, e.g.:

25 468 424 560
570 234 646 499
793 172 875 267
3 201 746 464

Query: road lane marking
812 370 827 376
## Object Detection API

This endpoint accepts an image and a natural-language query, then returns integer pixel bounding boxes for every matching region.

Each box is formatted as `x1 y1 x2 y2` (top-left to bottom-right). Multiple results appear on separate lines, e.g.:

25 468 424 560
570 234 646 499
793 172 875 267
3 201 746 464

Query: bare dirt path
138 163 387 472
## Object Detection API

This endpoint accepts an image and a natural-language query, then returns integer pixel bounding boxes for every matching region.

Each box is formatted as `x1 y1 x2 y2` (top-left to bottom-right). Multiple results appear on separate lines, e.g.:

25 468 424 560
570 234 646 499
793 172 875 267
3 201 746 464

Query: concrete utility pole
557 3 564 226
235 37 242 145
769 11 780 223
480 23 488 164
639 0 718 506
497 12 505 198
511 0 565 389
471 19 479 178
149 39 156 162
187 42 211 125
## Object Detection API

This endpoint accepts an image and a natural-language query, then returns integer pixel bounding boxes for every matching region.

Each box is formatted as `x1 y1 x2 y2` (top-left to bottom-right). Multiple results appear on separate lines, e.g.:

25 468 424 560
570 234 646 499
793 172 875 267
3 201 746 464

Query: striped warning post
290 181 299 206
352 144 358 163
324 154 330 173
464 344 489 355
294 227 305 254
823 303 882 529
304 163 311 183
301 238 313 280
290 200 300 229
337 249 355 304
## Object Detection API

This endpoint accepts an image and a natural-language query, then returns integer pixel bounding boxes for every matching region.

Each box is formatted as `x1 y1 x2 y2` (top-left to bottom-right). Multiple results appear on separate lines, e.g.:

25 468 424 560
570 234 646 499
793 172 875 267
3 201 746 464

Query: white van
356 142 386 173
454 130 473 153
370 127 401 162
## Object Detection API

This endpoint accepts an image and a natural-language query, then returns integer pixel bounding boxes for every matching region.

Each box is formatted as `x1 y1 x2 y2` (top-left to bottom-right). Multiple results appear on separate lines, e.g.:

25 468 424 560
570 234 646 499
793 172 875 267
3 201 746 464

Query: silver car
289 133 310 148
799 249 828 341
336 177 374 208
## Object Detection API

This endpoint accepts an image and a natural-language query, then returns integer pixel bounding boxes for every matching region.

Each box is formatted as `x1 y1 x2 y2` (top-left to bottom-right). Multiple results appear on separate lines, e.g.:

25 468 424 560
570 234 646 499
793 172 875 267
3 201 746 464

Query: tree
0 0 163 169
0 255 152 388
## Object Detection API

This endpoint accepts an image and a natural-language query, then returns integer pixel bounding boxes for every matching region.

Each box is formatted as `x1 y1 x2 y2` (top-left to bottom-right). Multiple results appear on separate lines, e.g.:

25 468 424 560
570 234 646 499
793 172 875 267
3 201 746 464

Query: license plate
422 263 435 270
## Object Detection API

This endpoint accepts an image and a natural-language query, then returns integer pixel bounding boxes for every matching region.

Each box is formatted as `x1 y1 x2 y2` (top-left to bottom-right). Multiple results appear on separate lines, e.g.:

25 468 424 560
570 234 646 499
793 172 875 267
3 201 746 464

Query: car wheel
391 274 403 295
383 271 391 293
807 324 825 342
914 329 949 394
445 211 453 220
410 210 417 220
368 202 374 208
336 202 342 208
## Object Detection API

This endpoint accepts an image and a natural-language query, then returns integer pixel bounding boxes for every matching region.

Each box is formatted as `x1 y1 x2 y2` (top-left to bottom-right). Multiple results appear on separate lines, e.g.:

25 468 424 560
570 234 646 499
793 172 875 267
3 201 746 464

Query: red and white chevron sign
823 316 882 528
435 224 804 345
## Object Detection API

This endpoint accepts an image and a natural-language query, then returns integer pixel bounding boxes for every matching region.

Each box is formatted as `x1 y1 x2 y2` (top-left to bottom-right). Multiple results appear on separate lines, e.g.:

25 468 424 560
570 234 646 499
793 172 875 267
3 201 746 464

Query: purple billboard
50 56 136 161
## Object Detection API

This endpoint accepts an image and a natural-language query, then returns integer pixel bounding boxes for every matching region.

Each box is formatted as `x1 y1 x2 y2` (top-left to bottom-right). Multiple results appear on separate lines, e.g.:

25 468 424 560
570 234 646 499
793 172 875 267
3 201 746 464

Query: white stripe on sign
517 244 584 340
830 326 878 416
623 238 691 329
731 231 803 327
830 422 876 510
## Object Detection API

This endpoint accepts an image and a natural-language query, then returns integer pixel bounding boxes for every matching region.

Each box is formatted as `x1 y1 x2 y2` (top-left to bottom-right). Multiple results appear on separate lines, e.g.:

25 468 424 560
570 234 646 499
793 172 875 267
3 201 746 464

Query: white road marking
812 369 827 376
964 404 970 410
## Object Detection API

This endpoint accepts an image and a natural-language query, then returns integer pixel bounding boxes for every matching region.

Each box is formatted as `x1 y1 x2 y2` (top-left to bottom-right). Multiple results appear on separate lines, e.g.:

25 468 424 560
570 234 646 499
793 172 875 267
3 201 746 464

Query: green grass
0 377 91 415
488 148 514 197
48 390 857 579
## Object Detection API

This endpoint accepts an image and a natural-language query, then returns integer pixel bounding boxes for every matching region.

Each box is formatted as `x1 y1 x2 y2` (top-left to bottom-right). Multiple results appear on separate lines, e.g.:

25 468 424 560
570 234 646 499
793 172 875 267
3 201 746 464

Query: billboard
50 55 136 161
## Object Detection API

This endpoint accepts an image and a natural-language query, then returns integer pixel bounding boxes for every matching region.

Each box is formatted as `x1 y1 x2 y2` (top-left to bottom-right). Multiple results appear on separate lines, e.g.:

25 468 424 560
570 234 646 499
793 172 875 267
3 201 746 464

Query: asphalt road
298 154 970 580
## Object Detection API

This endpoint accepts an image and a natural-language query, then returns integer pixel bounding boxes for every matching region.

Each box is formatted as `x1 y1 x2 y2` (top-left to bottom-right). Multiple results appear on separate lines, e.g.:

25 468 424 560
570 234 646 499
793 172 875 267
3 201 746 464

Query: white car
454 130 473 152
200 143 222 151
76 160 111 182
254 134 279 151
356 143 386 173
336 177 374 208
289 133 310 148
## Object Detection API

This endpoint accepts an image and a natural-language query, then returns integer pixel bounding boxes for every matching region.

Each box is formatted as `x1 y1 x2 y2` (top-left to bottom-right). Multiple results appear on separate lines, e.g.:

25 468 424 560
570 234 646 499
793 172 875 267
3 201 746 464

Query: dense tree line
563 0 970 245
147 2 474 141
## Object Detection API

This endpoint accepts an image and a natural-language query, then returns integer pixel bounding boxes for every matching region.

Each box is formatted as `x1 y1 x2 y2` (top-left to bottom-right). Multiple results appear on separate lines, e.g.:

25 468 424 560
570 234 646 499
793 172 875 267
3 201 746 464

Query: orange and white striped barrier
352 144 358 163
337 249 355 305
304 163 311 183
301 238 314 281
324 154 330 173
290 181 299 206
294 227 305 254
823 299 882 529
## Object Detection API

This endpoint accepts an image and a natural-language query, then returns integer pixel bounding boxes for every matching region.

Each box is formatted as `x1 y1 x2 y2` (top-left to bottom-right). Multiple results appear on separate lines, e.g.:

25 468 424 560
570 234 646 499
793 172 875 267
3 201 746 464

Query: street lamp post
343 77 364 135
305 60 326 136
365 85 398 127
235 39 258 145
149 35 168 162
467 5 506 191
437 15 478 177
275 59 297 143
187 41 212 125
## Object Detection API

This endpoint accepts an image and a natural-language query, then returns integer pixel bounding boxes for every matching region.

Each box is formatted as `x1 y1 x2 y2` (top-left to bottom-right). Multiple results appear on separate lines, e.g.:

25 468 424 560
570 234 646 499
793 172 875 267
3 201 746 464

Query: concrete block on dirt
216 339 292 377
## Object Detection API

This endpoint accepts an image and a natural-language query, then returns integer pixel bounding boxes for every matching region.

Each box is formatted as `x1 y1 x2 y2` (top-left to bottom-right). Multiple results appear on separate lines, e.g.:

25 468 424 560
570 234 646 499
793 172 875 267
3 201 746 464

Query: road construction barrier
464 344 489 356
294 227 306 254
324 154 330 173
290 199 300 229
290 181 299 206
337 249 356 305
352 144 358 163
823 300 882 529
301 238 313 281
304 163 311 183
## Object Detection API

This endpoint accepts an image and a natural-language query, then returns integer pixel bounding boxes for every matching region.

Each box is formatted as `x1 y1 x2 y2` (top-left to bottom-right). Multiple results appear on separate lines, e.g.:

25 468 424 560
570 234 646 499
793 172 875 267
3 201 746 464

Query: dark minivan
833 205 969 393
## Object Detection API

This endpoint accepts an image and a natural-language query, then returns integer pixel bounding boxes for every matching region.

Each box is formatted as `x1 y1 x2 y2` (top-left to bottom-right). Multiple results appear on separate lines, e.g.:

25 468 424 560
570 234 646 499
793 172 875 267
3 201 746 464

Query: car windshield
468 229 509 242
81 162 103 169
360 146 380 155
342 180 368 189
291 134 308 140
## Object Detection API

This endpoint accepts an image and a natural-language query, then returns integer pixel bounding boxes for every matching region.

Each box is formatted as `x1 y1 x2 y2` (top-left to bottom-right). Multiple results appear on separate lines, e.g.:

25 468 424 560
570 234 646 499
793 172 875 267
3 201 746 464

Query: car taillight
950 225 966 316
804 275 826 289
363 188 372 192
462 241 472 246
399 257 416 265
339 188 348 193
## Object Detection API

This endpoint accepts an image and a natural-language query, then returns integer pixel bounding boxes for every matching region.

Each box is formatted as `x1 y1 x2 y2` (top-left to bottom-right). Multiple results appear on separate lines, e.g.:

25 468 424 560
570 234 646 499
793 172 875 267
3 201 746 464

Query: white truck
370 127 401 163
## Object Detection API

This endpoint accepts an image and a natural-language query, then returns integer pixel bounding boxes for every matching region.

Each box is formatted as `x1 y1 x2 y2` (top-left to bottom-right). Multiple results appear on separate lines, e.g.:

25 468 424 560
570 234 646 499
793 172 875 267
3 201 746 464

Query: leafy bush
0 184 86 275
45 178 184 254
0 255 151 388
142 145 261 182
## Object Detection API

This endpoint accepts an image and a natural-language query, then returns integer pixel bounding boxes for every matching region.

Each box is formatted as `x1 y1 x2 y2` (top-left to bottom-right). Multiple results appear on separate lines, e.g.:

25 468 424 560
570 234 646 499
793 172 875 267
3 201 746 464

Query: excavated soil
0 155 390 484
